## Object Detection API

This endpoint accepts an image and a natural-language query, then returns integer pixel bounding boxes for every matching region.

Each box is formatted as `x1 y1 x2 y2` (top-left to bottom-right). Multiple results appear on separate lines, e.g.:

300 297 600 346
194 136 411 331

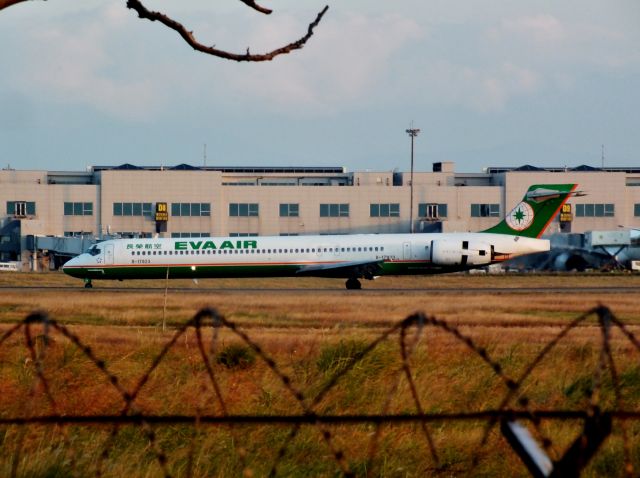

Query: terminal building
1 162 640 270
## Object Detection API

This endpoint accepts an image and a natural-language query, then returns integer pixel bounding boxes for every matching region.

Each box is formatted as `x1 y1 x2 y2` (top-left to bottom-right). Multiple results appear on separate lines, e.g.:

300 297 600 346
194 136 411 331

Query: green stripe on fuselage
64 260 438 281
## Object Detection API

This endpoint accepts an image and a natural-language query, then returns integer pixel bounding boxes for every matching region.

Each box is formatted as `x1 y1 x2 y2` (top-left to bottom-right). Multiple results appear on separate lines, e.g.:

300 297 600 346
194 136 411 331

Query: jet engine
430 239 492 266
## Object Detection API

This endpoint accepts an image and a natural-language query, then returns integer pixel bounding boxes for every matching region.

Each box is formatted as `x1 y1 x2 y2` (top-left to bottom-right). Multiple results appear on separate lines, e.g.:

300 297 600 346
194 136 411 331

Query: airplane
63 184 579 289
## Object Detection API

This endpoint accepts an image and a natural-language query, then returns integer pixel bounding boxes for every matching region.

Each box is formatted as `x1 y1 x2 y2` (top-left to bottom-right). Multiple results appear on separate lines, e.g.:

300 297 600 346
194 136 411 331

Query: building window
279 233 299 236
222 181 255 186
320 203 349 217
261 181 296 186
170 232 211 238
113 202 152 217
370 203 400 217
64 202 93 216
279 203 299 217
418 203 447 219
229 203 259 217
575 203 614 217
229 232 259 237
635 204 640 217
116 232 151 238
7 201 36 216
471 204 500 217
170 203 211 217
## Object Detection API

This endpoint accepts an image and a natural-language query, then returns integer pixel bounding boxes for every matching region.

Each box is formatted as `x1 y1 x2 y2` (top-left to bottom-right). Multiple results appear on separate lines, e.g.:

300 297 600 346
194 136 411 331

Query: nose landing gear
84 278 93 289
345 278 361 290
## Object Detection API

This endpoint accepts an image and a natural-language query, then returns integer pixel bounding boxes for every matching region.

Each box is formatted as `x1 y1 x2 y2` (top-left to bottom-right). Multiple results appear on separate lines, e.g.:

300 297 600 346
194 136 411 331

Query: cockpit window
87 245 101 256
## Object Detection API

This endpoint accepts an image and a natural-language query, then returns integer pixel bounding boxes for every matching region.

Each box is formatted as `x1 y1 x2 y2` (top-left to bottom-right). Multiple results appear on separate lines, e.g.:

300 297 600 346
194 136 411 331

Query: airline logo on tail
484 184 580 238
505 201 534 231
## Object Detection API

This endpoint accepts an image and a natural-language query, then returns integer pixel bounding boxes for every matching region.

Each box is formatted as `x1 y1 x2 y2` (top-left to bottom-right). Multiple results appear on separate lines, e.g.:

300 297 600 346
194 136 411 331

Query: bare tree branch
126 0 329 62
0 0 31 11
0 0 328 62
238 0 272 15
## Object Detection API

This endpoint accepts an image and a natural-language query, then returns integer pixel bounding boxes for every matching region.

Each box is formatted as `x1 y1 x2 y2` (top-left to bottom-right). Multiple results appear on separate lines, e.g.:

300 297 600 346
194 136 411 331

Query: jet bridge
25 235 98 271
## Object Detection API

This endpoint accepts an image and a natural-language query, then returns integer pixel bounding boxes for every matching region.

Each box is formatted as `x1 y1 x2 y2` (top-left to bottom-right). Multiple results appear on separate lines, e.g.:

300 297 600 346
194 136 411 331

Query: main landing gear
345 278 362 290
84 278 93 289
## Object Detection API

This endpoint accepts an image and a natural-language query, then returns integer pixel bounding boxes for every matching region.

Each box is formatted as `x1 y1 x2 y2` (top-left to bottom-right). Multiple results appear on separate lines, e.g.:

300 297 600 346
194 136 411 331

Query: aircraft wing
296 259 384 278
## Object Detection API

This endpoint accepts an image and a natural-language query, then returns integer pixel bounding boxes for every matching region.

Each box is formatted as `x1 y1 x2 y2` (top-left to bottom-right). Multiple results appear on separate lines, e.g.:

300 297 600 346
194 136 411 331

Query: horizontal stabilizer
526 187 585 202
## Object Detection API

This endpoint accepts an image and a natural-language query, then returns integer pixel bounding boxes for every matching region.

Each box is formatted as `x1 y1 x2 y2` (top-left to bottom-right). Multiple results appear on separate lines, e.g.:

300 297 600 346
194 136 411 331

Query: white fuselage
62 232 550 282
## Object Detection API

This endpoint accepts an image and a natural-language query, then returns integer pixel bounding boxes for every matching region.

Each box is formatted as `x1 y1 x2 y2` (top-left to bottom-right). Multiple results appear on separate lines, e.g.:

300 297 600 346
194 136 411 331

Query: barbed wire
0 305 639 476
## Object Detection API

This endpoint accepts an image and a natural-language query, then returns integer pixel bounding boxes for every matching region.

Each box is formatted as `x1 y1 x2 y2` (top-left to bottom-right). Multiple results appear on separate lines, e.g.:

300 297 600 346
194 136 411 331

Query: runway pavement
1 285 639 294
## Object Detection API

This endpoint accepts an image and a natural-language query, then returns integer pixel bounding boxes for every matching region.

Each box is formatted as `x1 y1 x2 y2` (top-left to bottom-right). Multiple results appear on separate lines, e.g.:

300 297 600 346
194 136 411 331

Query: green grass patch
216 343 256 369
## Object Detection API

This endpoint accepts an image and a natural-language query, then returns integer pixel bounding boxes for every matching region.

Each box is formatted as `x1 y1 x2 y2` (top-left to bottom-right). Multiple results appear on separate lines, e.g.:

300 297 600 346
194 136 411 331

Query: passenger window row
130 246 385 256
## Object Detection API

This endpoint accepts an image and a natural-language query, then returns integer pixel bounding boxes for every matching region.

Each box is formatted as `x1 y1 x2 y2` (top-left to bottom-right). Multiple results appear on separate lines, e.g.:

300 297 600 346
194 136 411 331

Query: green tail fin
483 184 577 238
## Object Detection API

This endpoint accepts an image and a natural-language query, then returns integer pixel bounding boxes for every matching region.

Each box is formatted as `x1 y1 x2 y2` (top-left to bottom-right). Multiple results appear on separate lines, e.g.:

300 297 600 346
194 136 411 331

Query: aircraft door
403 242 411 260
104 244 114 265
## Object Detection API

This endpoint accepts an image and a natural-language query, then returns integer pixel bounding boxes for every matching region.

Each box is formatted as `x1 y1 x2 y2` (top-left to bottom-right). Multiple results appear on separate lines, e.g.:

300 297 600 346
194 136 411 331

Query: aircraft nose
62 256 80 272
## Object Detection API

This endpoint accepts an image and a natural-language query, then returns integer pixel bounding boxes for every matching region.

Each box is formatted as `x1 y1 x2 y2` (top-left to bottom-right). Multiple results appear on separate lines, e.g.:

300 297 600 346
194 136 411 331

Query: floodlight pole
406 127 420 233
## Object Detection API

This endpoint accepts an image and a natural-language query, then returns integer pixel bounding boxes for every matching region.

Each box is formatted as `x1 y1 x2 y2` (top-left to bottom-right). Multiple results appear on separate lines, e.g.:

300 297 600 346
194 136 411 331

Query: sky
1 0 639 173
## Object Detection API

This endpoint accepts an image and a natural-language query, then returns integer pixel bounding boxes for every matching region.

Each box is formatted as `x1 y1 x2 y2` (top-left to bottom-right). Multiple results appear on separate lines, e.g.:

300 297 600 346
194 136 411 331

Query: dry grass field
1 271 640 476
